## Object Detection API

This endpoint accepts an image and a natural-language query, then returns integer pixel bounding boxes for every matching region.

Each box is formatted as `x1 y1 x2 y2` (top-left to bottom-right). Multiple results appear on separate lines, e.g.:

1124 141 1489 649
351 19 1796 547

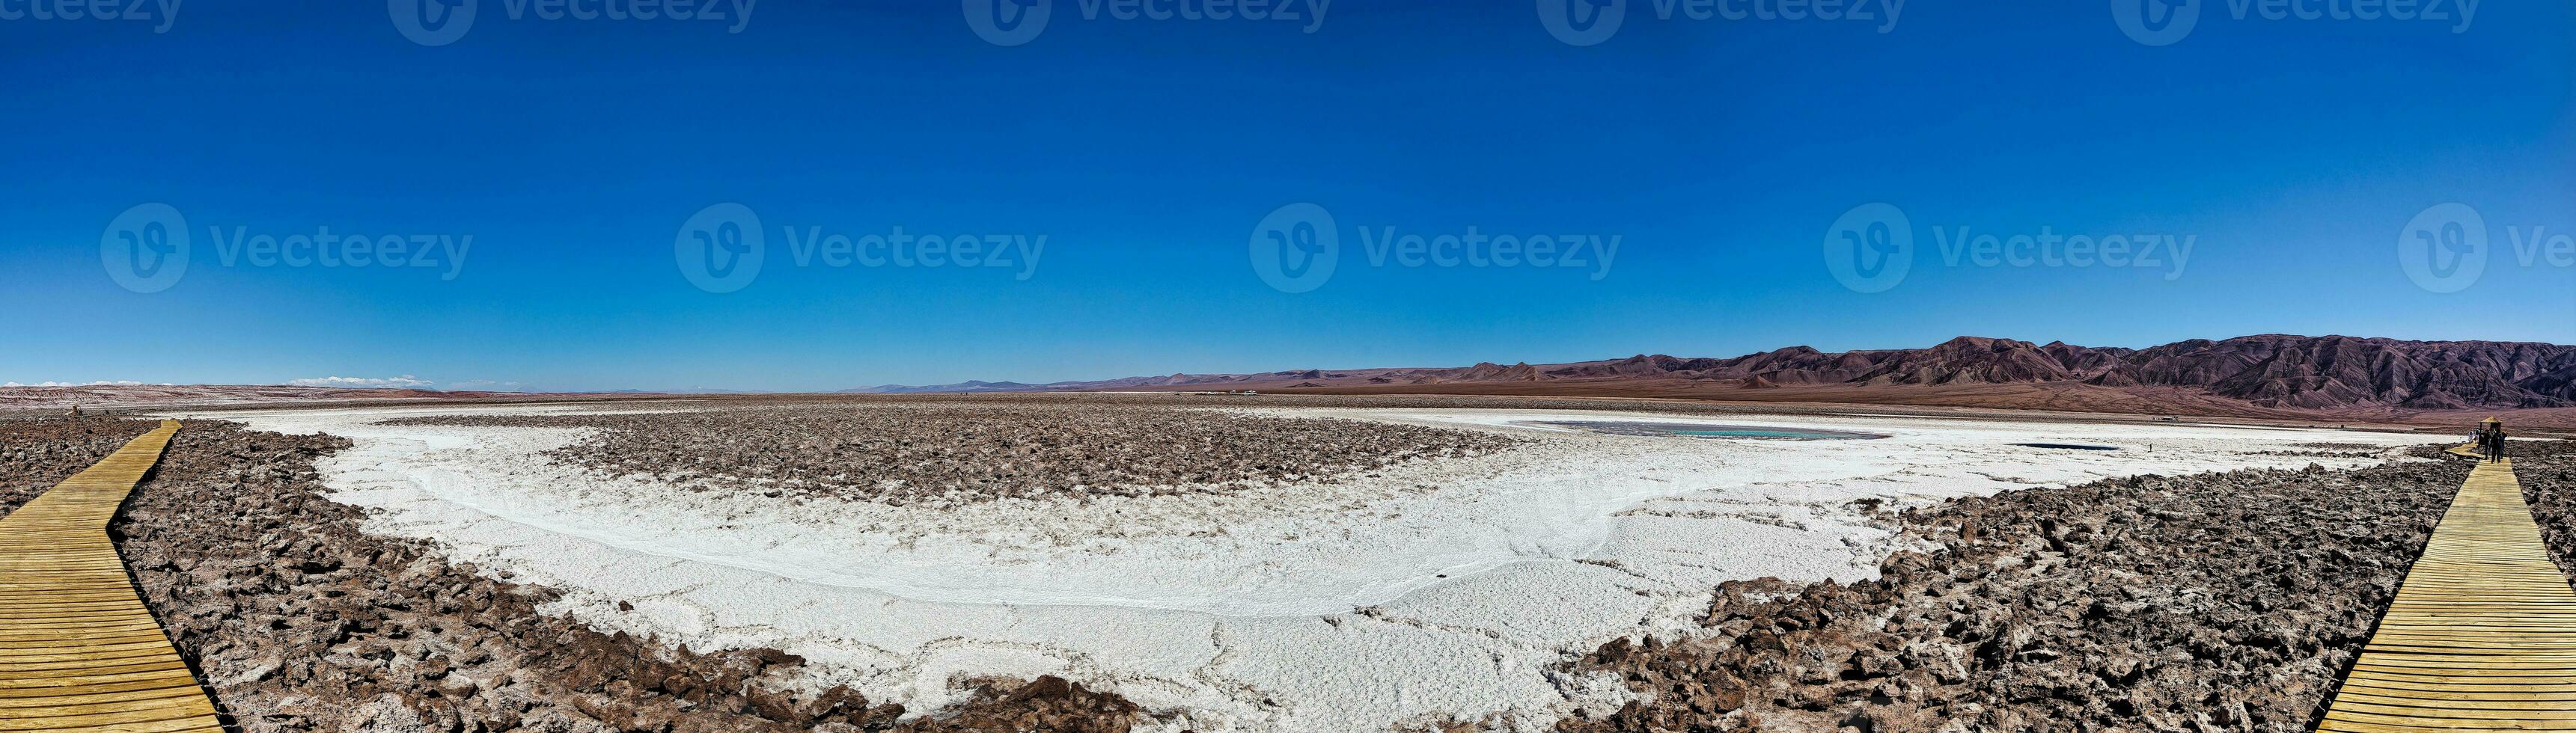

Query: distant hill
0 384 630 412
842 380 1056 394
852 335 2576 414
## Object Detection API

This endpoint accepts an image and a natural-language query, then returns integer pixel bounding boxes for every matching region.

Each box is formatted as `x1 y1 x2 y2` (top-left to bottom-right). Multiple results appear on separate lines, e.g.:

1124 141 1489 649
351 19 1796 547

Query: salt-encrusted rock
0 417 1139 733
1557 443 2484 732
379 402 1525 505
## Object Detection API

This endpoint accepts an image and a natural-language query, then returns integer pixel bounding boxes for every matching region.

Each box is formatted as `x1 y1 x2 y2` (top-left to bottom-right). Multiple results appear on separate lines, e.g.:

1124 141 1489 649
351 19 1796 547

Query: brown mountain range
858 335 2576 425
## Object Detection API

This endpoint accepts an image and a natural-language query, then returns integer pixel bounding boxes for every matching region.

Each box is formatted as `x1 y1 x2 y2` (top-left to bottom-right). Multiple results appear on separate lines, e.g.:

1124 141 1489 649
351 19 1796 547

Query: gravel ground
0 416 148 512
1554 445 2465 732
14 418 1144 733
379 403 1524 505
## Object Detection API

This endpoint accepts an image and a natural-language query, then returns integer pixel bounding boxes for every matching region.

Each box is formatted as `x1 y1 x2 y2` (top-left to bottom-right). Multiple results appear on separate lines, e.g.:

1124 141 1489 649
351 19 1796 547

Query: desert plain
0 391 2518 732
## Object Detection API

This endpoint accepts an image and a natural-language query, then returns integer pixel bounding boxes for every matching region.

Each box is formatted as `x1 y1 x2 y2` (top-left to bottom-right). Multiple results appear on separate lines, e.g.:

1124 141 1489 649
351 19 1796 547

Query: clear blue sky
3 1 2569 391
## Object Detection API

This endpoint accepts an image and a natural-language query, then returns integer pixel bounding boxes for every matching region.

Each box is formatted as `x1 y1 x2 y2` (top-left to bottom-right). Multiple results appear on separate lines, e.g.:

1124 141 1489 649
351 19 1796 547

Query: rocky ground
0 417 147 512
7 417 1143 733
378 402 1524 504
1557 445 2466 732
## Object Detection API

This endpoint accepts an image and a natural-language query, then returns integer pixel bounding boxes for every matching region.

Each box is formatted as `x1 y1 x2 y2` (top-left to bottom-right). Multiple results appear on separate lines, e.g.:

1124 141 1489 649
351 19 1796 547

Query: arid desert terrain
1 392 2526 732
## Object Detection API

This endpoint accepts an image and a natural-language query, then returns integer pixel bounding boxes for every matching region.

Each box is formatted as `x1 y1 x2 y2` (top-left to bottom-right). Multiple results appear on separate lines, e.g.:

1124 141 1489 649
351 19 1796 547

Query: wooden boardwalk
0 420 223 733
2320 446 2576 732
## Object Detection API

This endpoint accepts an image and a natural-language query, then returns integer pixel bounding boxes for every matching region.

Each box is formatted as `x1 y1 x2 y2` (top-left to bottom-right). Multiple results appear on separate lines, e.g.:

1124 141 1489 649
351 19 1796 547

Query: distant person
2475 418 2506 463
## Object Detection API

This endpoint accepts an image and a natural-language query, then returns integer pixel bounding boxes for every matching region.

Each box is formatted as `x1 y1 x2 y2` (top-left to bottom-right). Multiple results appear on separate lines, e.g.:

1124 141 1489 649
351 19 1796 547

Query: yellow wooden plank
0 669 200 694
0 677 204 705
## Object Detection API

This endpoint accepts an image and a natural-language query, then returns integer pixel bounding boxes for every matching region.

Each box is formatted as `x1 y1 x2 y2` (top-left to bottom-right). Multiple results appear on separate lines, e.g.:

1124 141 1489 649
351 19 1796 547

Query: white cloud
289 375 435 389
